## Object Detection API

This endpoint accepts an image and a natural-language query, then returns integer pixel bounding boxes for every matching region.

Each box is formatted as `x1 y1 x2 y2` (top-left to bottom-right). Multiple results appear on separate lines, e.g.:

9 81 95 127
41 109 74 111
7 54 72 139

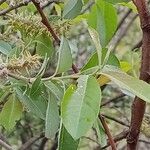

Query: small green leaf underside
45 93 60 138
56 36 73 74
63 0 83 19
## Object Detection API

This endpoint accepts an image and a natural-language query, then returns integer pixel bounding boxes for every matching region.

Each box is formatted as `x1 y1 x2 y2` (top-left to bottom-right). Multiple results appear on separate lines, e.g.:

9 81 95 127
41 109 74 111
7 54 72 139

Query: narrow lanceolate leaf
45 93 60 138
63 0 83 19
88 28 102 66
101 65 150 103
0 94 23 130
36 33 54 57
61 76 101 140
56 37 72 74
88 0 117 47
81 48 120 71
16 88 46 120
104 0 130 4
58 124 79 150
44 81 63 101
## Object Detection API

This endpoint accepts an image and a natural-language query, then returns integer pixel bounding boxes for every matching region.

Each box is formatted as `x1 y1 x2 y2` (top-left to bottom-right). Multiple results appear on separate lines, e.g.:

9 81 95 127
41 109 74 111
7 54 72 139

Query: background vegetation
0 0 150 150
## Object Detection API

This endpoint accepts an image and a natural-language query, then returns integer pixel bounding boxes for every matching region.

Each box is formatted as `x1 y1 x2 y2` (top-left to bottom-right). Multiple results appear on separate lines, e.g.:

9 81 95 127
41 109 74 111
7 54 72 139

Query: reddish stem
127 0 150 149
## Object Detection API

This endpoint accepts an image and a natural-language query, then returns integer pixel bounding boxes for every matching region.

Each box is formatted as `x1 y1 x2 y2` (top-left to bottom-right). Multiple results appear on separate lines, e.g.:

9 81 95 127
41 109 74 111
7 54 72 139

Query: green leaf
58 124 79 150
30 77 43 99
104 0 130 4
101 65 150 103
61 76 101 139
0 94 23 130
44 81 64 101
94 119 107 146
63 0 83 19
88 0 117 47
88 28 102 66
56 37 72 74
36 33 54 57
45 93 60 138
16 87 47 120
0 41 12 55
82 48 120 71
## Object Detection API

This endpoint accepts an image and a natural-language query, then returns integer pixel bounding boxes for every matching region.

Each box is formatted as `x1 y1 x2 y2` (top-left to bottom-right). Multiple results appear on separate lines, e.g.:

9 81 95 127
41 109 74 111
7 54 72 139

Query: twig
8 72 30 83
102 114 130 127
99 115 116 150
40 0 62 10
19 133 44 150
0 0 6 5
0 92 12 106
101 93 126 107
111 14 138 51
82 136 101 146
101 130 129 149
81 1 94 14
131 40 142 51
0 0 31 16
0 139 13 150
139 139 150 145
0 0 61 16
38 137 48 150
117 9 132 30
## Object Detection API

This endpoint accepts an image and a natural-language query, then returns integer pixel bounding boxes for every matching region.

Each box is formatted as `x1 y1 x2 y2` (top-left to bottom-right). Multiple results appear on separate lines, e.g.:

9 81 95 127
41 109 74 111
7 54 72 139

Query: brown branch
101 93 126 107
127 0 150 149
31 0 60 44
101 130 129 150
99 115 116 150
0 139 13 150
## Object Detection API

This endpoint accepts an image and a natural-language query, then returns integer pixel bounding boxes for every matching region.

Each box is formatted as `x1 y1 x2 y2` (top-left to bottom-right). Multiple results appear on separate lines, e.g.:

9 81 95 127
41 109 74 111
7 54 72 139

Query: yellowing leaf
120 61 132 72
97 75 110 86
